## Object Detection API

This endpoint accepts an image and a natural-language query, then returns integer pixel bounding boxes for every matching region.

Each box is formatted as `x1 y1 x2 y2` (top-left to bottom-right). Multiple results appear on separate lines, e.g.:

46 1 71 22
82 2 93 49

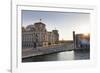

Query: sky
22 10 90 40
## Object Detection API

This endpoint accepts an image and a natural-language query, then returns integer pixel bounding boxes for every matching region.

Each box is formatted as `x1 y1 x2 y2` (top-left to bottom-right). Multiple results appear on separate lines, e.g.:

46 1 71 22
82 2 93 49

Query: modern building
22 21 59 48
73 31 90 49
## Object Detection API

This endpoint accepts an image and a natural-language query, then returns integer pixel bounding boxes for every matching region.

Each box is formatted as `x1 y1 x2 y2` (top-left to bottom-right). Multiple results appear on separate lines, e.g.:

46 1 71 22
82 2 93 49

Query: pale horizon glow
22 10 90 40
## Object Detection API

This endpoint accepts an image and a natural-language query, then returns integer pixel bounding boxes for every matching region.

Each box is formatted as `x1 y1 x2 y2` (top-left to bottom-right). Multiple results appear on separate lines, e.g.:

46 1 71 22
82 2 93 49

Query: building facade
22 21 59 48
73 31 90 49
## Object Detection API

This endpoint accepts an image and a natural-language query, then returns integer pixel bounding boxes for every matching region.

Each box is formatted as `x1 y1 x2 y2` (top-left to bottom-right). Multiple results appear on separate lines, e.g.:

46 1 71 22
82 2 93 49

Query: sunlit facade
22 21 59 48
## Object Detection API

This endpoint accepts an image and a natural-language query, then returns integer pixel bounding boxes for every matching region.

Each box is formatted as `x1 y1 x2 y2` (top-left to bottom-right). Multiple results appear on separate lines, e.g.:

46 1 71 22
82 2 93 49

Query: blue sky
22 10 90 40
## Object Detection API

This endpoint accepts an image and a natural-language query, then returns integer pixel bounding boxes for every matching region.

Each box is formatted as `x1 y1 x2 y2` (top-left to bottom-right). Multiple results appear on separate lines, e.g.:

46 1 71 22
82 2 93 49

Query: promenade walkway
22 43 74 58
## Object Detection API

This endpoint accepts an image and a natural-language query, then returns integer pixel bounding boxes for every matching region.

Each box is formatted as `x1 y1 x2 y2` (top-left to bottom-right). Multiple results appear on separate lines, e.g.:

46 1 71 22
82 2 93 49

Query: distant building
22 21 59 48
73 31 90 49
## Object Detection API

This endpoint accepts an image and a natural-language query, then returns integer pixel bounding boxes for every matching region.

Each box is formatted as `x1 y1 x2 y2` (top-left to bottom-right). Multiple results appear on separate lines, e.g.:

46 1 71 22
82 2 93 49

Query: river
22 50 90 62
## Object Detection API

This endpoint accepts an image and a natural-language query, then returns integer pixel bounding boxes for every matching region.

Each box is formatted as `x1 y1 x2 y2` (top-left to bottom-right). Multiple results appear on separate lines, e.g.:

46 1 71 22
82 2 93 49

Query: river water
22 50 90 62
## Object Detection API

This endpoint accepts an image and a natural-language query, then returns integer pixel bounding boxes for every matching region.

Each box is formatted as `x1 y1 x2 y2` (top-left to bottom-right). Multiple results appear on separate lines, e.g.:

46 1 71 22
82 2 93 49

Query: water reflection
74 50 90 60
22 50 90 62
58 51 74 60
